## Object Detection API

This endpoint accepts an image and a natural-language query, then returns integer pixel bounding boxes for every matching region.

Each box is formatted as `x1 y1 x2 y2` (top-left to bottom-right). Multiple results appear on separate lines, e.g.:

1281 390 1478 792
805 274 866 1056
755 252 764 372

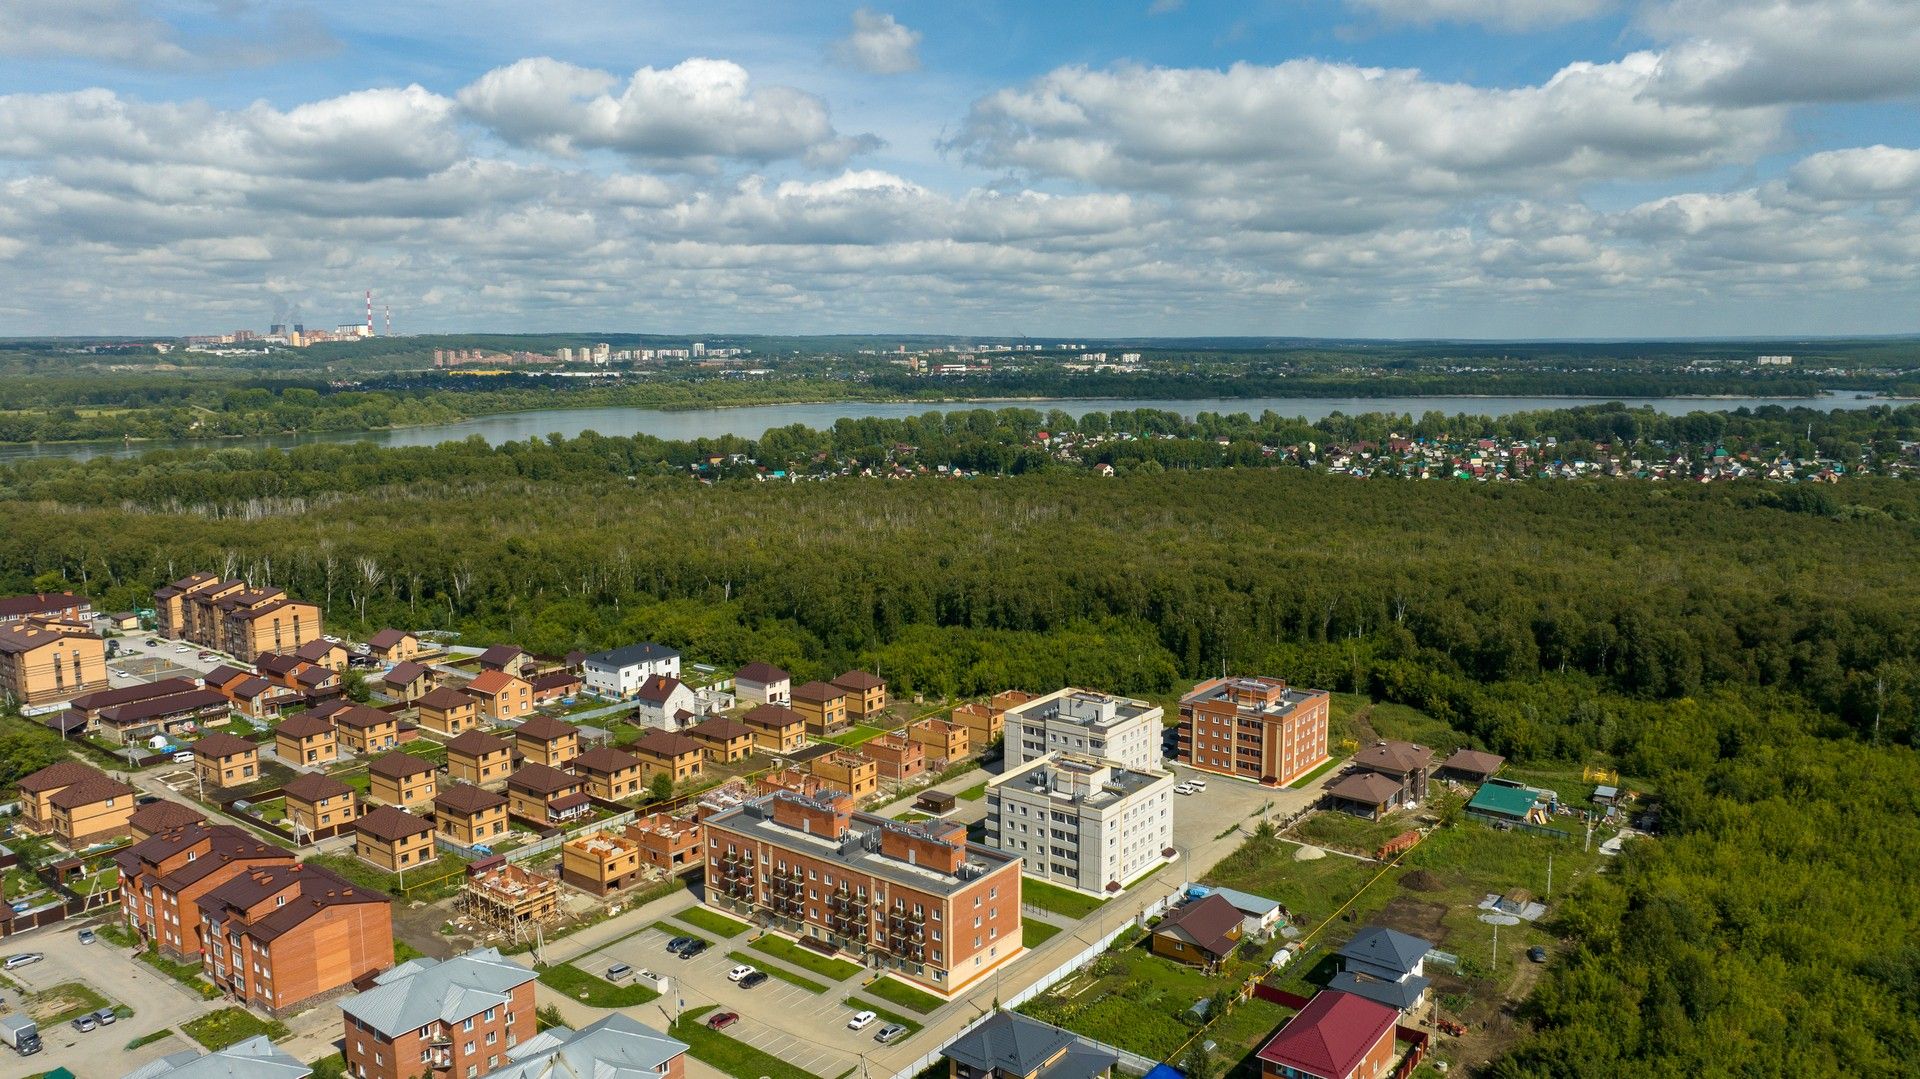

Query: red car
708 1011 740 1030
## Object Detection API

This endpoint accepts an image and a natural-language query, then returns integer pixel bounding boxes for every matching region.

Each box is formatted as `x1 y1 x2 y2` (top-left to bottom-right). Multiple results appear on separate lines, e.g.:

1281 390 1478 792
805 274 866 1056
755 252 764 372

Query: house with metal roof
485 1011 688 1079
1255 990 1399 1079
1329 926 1432 1013
339 947 538 1079
582 642 681 700
943 1011 1117 1079
121 1034 310 1079
1150 892 1244 967
1206 885 1287 936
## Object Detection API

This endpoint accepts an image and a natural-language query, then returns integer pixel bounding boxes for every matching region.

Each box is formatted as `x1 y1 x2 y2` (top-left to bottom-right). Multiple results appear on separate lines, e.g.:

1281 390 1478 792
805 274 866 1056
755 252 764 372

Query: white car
847 1010 877 1030
1173 783 1197 795
726 965 755 982
1188 778 1208 791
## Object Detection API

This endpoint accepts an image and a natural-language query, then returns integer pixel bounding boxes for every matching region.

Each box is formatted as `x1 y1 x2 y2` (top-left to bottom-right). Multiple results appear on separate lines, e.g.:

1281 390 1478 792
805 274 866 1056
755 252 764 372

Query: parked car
707 1011 739 1030
1173 783 1197 795
3 953 43 970
606 963 633 982
144 638 160 647
847 1011 877 1031
172 751 194 764
1528 946 1548 963
76 928 96 945
874 1023 909 1044
665 936 697 955
71 1015 97 1033
1187 778 1207 791
92 1008 116 1026
680 940 708 959
173 645 189 653
739 971 769 989
726 965 755 982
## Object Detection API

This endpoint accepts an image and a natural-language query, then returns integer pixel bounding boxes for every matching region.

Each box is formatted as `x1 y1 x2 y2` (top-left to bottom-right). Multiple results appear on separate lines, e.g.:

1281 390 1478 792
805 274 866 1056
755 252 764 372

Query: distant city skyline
1 1 1917 338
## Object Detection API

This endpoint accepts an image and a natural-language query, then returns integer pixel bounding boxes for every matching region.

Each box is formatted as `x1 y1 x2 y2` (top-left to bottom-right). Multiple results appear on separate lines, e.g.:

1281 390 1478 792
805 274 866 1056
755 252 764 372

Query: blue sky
1 1 1917 337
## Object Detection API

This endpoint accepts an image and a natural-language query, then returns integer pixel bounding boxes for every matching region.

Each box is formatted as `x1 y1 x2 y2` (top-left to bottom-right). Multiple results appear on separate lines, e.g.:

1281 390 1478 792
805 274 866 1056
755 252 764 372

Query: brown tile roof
434 783 507 816
417 686 473 711
445 730 511 757
128 799 206 834
69 677 200 713
197 862 387 942
293 639 340 662
18 760 105 793
99 688 229 726
1155 893 1243 956
530 671 580 693
203 664 252 687
383 661 430 687
479 645 525 668
634 729 702 758
276 712 336 739
465 669 522 696
294 666 335 688
1352 741 1434 776
633 674 683 703
791 680 846 704
283 771 354 803
1440 748 1506 776
192 731 259 759
369 752 437 780
549 791 591 814
514 715 580 742
115 822 291 886
305 699 355 723
333 705 397 730
571 745 641 774
232 676 274 699
832 670 886 691
48 774 137 809
367 628 410 650
353 804 432 842
733 662 790 684
688 716 753 742
508 763 583 795
742 704 805 729
1326 771 1405 806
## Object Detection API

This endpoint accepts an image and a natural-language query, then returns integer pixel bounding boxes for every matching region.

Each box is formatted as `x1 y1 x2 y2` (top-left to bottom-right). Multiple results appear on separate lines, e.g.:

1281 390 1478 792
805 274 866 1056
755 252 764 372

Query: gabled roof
790 680 846 704
367 628 411 650
1351 740 1433 776
417 686 473 711
293 666 336 688
585 642 680 669
48 774 137 809
369 751 438 780
832 670 885 691
276 712 336 739
232 676 274 699
435 783 507 816
192 731 259 759
943 1012 1114 1079
514 714 580 742
466 669 524 696
734 661 790 684
478 645 526 668
530 670 581 692
1325 771 1404 806
293 639 340 662
122 1034 311 1079
69 676 199 713
571 745 641 774
509 763 584 795
1209 886 1282 918
1336 926 1431 977
688 716 753 742
1154 893 1243 956
18 760 105 793
1328 970 1431 1011
128 799 206 834
383 660 430 686
742 703 805 729
99 688 229 726
633 729 702 758
282 771 354 803
1256 991 1398 1079
198 862 384 943
332 704 397 730
340 947 536 1039
354 804 433 842
445 729 511 757
633 674 684 703
203 664 252 687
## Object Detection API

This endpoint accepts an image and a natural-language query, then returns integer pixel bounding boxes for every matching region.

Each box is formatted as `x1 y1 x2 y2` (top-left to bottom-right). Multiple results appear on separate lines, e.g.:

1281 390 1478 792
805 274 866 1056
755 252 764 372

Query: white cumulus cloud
1345 0 1613 31
828 9 923 75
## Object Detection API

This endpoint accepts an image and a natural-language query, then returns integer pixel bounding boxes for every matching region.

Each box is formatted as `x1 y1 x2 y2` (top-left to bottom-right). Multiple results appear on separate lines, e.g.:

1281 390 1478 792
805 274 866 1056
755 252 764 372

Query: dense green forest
0 421 1916 1072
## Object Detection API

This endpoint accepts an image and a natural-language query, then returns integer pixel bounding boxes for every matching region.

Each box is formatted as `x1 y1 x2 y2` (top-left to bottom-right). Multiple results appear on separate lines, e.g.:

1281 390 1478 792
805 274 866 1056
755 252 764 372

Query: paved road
2 920 221 1077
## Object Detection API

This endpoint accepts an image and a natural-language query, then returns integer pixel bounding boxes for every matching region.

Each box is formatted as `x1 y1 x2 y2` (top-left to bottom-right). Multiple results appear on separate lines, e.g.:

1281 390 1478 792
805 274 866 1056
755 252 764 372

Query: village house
832 670 888 720
365 628 420 663
686 715 756 762
367 751 438 809
332 704 401 756
465 669 534 722
274 711 338 766
908 718 971 767
198 860 393 1016
790 680 850 735
949 698 1010 747
380 660 434 703
506 763 590 825
942 1011 1117 1079
1255 990 1400 1079
512 714 581 768
809 750 879 801
732 661 791 706
862 733 926 782
0 617 108 707
529 668 582 705
1323 772 1408 821
24 762 137 844
1436 747 1506 785
115 822 295 960
339 947 537 1079
632 729 704 786
434 783 509 849
569 744 645 800
741 703 807 753
632 673 699 730
1349 741 1434 805
446 728 516 788
415 685 479 736
127 799 206 841
561 831 646 894
582 642 681 699
192 731 261 789
352 805 436 871
626 812 702 875
477 644 533 677
1330 926 1432 1014
292 637 349 673
281 772 360 835
1150 893 1244 968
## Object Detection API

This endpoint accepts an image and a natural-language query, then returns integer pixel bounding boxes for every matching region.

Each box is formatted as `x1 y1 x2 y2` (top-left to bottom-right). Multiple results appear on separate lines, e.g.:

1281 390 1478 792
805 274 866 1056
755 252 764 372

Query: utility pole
1491 920 1498 977
1546 853 1553 899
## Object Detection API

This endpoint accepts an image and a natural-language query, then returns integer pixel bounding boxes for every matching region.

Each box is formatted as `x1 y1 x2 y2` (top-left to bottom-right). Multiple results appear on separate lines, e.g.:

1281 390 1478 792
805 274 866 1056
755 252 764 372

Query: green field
1022 918 1063 947
1290 810 1411 855
955 780 989 801
728 950 827 993
1019 929 1259 1060
1020 877 1105 919
26 981 110 1024
672 1006 821 1079
182 1008 290 1051
749 935 863 981
676 906 751 938
818 725 886 747
537 963 663 1007
859 974 946 1014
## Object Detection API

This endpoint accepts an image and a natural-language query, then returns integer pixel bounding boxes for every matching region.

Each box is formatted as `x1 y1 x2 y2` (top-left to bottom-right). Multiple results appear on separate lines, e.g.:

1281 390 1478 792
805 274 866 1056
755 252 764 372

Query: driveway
2 922 220 1077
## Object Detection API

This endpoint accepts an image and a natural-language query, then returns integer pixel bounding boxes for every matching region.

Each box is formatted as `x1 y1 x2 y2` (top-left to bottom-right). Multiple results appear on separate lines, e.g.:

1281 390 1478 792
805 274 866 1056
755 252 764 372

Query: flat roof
706 797 1017 898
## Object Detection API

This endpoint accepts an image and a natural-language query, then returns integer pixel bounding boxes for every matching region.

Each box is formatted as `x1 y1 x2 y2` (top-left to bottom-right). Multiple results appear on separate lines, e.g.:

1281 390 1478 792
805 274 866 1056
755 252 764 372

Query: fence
1463 809 1577 840
503 806 639 864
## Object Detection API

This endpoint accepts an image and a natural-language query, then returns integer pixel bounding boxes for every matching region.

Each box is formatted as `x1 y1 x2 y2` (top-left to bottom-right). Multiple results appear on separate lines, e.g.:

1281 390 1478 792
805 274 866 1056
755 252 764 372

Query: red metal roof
1255 991 1397 1079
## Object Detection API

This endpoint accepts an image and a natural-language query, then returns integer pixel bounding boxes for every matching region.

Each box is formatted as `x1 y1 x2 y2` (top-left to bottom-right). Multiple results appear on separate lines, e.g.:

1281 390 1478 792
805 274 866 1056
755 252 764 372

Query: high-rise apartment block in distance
1002 688 1163 772
1177 676 1330 787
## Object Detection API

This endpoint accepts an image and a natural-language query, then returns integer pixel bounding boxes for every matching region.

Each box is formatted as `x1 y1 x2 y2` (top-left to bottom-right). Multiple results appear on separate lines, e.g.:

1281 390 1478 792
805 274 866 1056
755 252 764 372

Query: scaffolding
457 863 560 943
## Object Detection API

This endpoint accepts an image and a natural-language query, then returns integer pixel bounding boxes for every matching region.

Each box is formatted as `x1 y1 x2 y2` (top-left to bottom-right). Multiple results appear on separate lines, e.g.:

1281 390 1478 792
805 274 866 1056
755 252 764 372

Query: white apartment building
1003 688 1163 772
984 753 1175 895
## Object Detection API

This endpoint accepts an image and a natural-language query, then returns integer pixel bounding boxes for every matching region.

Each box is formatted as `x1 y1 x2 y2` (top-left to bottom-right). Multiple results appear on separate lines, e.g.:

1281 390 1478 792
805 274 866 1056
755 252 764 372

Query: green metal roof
1467 782 1537 819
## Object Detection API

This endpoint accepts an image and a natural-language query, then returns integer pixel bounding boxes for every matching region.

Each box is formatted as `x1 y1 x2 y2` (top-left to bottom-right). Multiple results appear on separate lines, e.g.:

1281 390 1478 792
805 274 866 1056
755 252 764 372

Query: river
0 392 1899 464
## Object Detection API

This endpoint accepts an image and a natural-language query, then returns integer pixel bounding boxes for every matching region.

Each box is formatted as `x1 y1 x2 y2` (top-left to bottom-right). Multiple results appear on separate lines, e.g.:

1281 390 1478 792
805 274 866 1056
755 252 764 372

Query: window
464 1017 475 1032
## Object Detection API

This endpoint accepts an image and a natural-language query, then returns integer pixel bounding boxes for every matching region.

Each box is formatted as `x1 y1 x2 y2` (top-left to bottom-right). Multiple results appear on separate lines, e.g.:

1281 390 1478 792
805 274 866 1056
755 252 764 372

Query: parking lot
579 923 879 1076
106 632 234 684
3 923 217 1077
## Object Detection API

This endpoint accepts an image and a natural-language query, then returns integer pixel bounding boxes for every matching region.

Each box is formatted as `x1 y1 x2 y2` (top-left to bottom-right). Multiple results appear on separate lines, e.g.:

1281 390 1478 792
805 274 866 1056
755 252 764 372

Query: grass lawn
1290 810 1411 856
728 950 827 993
749 935 863 981
183 1008 290 1051
1022 918 1062 948
1019 930 1256 1059
138 947 221 999
1204 833 1389 921
845 998 924 1036
891 811 932 823
252 797 287 824
672 1005 822 1079
859 974 946 1014
537 963 663 1007
125 1029 175 1050
675 906 750 938
1288 756 1344 789
25 981 109 1024
1020 877 1105 919
818 725 886 747
307 851 471 901
955 780 989 801
1214 998 1295 1079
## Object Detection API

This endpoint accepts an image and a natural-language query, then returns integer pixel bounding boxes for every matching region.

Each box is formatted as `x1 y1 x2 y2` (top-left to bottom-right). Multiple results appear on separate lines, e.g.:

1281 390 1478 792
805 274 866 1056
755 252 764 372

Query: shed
915 790 957 815
1466 782 1538 823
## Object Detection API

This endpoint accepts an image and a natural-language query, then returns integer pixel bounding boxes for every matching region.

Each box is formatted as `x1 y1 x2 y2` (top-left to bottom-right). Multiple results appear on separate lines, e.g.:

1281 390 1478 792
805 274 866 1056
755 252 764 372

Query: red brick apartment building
198 861 393 1015
115 822 295 960
1178 675 1331 787
703 790 1023 998
340 947 537 1079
